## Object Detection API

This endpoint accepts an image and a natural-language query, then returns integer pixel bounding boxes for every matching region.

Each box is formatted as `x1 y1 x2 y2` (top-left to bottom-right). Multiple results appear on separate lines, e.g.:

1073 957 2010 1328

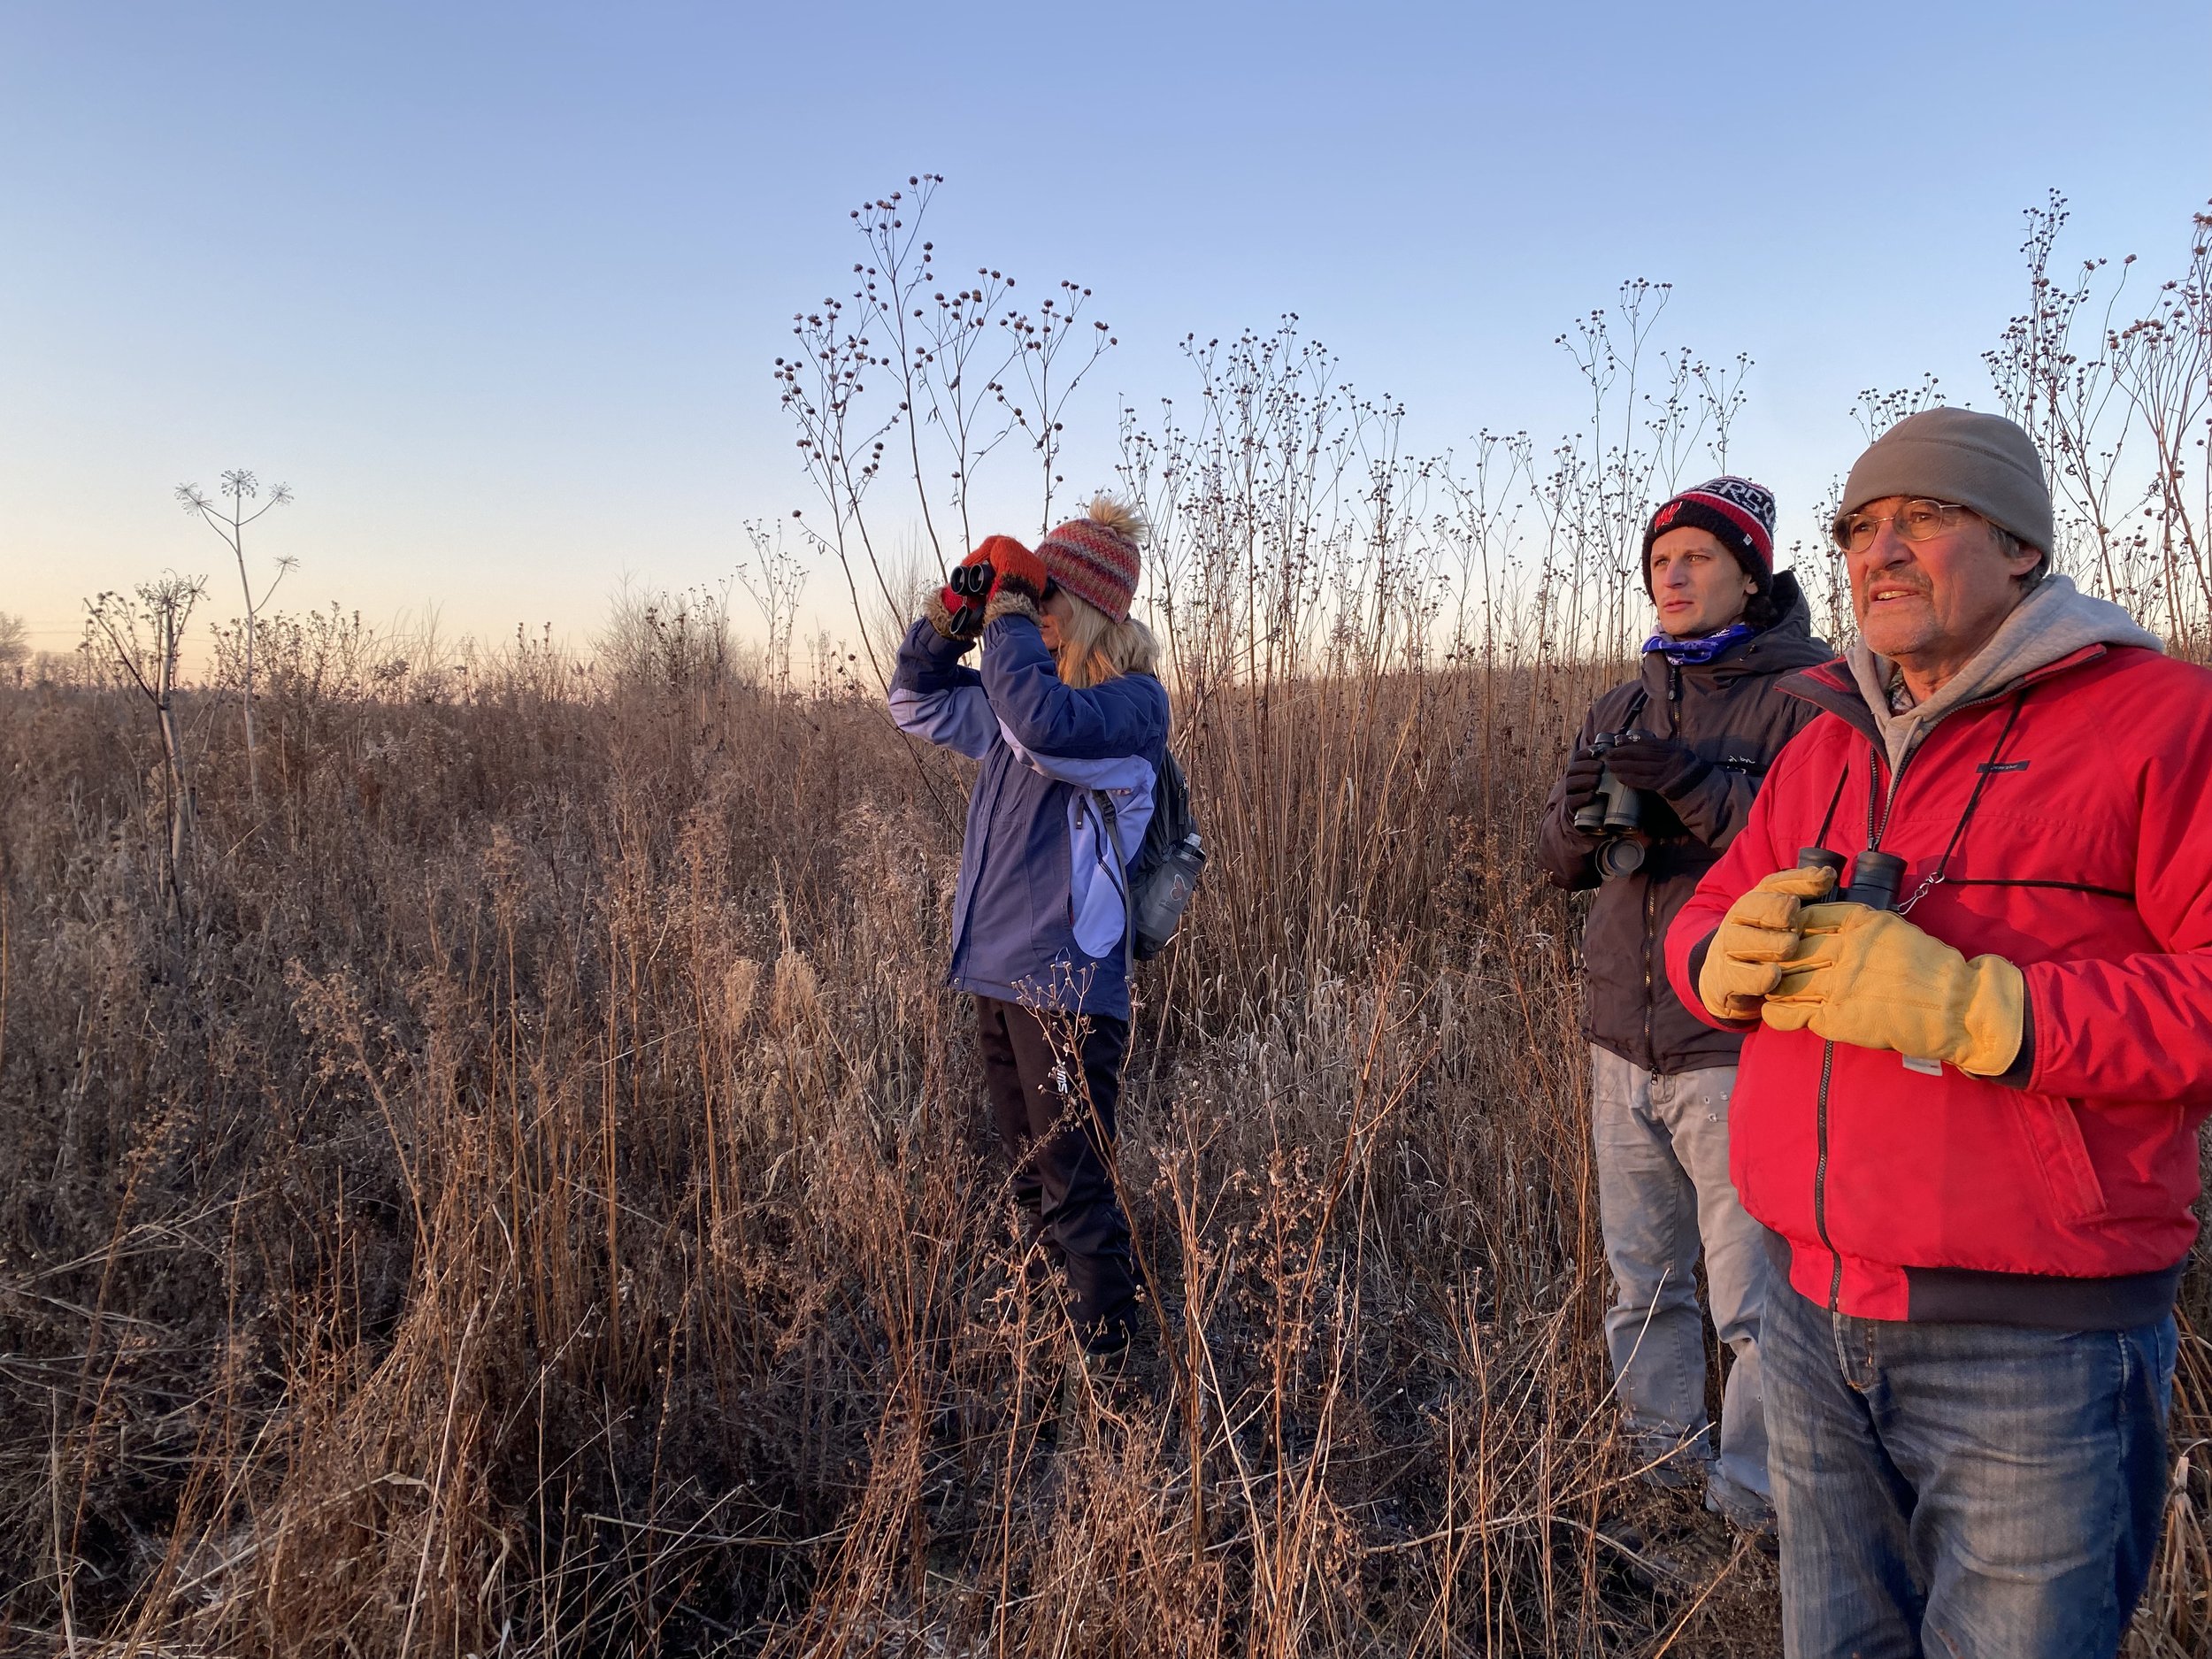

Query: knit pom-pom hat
1038 496 1144 622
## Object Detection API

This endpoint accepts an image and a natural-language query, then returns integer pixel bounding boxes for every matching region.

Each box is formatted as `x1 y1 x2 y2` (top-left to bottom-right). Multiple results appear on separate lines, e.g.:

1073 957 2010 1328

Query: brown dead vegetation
3 188 2208 1657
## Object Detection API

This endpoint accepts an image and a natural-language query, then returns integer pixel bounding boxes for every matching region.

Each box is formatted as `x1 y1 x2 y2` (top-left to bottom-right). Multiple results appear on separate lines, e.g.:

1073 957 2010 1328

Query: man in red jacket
1666 407 2211 1658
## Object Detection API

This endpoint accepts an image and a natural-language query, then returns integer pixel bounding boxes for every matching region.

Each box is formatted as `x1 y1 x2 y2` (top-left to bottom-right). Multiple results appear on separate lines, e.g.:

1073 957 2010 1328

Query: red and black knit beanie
1642 476 1777 595
1037 498 1143 623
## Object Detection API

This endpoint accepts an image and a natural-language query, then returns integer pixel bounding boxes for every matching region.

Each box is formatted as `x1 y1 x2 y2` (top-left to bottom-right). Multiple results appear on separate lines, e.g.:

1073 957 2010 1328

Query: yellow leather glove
1761 905 2025 1077
1697 864 1839 1022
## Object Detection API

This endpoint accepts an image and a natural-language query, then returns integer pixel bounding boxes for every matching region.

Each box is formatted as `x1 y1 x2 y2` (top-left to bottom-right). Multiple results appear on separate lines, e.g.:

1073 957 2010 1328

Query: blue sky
4 1 2208 658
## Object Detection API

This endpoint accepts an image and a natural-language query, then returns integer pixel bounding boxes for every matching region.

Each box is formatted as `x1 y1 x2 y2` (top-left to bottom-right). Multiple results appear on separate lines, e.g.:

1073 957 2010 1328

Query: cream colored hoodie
1847 574 2164 780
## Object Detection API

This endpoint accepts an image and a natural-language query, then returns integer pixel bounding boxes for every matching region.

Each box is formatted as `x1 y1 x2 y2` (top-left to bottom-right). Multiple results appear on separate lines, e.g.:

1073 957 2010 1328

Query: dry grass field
2 190 2207 1655
5 595 2209 1657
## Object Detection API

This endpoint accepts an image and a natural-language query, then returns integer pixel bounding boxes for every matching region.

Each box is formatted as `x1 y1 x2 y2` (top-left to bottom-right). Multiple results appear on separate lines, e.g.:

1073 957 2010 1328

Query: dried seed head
721 958 762 1040
771 949 819 1031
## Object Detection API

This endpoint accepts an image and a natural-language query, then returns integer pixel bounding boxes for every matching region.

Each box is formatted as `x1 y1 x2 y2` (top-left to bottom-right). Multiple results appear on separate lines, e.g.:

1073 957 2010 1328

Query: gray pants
1592 1045 1771 1522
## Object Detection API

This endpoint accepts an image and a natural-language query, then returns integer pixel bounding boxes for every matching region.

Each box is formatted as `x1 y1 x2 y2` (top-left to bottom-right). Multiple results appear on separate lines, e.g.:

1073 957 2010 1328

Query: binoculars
1571 732 1648 879
943 561 995 639
1795 845 1908 911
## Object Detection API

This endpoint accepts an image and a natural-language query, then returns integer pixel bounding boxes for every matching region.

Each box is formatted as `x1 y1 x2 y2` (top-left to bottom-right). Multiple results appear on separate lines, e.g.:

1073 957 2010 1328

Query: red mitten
931 538 1018 641
987 539 1049 603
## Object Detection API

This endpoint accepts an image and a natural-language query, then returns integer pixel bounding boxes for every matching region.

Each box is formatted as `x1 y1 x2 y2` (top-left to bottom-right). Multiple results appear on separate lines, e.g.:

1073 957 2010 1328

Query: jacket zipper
1815 1040 1840 1308
1868 733 1924 847
952 756 1011 976
1642 663 1683 1066
1641 879 1656 1063
1809 735 1925 1312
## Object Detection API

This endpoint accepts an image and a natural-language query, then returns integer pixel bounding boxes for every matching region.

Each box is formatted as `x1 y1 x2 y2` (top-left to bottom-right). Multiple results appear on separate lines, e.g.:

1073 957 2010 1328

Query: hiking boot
1078 1324 1135 1386
1705 1476 1780 1557
1628 1435 1712 1494
1594 1516 1687 1590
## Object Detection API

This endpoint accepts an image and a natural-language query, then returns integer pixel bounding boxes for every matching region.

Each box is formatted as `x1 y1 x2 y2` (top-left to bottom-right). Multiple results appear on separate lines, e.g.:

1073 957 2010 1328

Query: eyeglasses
1832 499 1978 553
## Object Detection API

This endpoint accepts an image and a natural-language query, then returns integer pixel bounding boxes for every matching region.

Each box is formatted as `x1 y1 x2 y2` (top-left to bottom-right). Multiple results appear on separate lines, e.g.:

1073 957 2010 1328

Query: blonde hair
1048 588 1159 690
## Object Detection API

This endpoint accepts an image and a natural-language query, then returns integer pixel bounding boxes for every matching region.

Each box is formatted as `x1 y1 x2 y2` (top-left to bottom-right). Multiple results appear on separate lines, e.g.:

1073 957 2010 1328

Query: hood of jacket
1847 574 2164 774
1709 570 1834 680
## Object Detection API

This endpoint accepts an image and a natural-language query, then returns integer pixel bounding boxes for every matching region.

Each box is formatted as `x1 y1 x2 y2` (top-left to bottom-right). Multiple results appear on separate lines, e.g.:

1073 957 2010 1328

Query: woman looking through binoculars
887 499 1165 1361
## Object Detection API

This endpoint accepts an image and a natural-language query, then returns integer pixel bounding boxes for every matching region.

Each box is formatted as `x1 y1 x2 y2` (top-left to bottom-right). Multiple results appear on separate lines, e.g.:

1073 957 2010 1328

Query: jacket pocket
2009 1092 2109 1225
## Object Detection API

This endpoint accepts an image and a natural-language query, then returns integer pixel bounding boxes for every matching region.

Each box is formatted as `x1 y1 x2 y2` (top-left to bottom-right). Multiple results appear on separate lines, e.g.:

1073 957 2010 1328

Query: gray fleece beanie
1834 407 2055 555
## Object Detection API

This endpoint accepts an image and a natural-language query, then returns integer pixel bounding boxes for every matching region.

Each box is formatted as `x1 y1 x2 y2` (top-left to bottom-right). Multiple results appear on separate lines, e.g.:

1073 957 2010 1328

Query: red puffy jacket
1667 641 2212 1325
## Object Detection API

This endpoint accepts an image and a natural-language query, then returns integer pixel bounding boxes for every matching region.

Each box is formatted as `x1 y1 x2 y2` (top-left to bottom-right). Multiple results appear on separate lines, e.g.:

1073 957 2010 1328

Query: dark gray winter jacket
1536 575 1831 1074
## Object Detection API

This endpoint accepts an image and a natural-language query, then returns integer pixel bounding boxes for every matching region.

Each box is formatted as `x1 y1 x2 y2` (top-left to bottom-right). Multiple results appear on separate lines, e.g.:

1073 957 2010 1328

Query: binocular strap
1817 691 2031 918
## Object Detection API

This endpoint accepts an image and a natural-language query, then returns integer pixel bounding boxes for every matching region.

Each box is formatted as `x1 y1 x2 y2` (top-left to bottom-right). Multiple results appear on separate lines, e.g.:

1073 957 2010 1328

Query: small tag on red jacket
1902 1055 1942 1076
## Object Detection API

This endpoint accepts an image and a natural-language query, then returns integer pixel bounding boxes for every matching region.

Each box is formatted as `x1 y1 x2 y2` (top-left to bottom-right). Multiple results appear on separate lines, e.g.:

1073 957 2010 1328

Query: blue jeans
1592 1048 1772 1524
1763 1279 2176 1659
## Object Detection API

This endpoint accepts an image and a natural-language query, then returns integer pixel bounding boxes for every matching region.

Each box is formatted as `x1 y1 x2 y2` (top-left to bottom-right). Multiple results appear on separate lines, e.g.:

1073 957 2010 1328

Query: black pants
974 996 1140 1349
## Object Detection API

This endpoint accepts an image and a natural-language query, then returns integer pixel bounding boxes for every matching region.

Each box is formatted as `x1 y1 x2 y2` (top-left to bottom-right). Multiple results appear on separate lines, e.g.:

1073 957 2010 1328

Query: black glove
1561 748 1606 817
1601 731 1711 799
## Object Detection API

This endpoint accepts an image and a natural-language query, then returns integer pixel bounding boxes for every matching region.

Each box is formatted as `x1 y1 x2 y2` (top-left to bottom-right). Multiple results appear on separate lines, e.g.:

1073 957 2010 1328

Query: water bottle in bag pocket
1133 832 1206 959
1095 749 1206 962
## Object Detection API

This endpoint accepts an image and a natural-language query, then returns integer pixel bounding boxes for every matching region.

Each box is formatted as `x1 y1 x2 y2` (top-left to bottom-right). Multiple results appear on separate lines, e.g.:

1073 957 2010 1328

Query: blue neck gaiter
1643 621 1755 665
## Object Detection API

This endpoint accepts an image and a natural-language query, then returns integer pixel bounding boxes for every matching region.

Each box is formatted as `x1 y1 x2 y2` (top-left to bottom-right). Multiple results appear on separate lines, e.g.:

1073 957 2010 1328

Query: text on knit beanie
1038 497 1143 623
1642 476 1777 595
1834 407 2055 555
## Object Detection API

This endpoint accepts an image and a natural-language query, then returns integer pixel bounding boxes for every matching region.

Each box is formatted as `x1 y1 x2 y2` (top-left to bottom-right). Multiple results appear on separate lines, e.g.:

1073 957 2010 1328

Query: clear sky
4 1 2208 661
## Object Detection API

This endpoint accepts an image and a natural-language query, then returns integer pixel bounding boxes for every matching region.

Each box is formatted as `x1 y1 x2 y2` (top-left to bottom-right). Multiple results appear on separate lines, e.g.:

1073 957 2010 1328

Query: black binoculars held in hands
1796 845 1908 911
1572 731 1649 879
943 561 996 638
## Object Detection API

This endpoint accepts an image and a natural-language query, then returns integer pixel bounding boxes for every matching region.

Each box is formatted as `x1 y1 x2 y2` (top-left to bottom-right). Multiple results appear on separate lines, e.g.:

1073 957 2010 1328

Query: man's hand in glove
1602 731 1711 800
1560 748 1607 818
1762 906 2026 1078
1698 863 1839 1022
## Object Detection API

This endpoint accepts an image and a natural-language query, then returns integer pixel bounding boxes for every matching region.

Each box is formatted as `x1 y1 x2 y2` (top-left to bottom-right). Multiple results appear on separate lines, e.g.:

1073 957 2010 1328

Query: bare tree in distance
0 611 27 684
177 469 296 805
1849 373 1947 442
83 574 207 918
735 519 807 695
